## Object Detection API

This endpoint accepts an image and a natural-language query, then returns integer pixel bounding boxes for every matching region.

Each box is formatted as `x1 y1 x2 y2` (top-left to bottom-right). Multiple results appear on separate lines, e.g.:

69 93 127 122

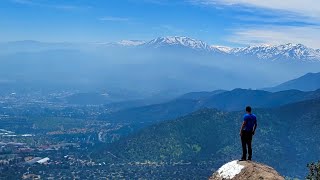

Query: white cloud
233 13 317 26
189 0 320 48
190 0 320 19
99 16 129 22
228 26 320 48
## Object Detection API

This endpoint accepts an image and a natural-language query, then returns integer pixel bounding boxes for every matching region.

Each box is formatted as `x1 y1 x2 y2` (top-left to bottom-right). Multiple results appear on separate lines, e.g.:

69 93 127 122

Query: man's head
246 106 252 114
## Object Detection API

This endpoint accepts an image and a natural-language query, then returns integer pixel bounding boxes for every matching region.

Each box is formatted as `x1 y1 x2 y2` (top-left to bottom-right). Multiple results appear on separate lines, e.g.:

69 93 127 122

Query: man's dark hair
246 106 252 113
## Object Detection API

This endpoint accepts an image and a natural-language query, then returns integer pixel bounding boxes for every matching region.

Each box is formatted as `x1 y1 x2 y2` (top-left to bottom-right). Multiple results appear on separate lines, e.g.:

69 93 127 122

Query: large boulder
209 160 284 180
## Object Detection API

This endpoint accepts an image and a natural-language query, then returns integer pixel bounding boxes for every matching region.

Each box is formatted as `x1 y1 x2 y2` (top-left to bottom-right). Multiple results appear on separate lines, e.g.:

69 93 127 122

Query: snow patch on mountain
145 36 213 50
211 45 233 53
117 40 145 46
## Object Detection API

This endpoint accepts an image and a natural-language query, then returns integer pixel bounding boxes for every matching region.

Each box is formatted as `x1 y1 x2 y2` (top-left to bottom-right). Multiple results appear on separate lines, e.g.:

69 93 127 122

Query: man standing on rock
239 106 257 161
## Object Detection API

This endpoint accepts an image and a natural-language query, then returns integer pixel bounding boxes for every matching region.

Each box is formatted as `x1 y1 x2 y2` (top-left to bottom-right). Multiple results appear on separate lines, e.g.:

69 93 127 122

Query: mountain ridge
99 88 320 123
266 72 320 91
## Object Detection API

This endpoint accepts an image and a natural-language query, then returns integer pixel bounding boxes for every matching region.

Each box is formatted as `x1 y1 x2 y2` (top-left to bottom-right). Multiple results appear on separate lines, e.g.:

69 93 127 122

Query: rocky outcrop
209 160 284 180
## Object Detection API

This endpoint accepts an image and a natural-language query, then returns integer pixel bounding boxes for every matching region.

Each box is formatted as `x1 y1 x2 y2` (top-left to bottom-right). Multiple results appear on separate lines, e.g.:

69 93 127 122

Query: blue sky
1 0 319 48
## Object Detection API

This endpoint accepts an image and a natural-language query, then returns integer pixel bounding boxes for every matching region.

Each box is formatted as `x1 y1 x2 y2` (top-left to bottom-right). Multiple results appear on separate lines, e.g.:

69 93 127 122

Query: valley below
0 83 319 179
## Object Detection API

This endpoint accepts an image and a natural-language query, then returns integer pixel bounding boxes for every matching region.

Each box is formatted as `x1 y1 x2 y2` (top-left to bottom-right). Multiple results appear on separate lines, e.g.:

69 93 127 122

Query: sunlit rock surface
209 160 284 180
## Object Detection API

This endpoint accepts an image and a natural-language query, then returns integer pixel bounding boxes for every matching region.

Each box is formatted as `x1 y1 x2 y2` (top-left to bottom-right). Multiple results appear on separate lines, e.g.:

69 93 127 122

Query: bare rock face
209 160 284 180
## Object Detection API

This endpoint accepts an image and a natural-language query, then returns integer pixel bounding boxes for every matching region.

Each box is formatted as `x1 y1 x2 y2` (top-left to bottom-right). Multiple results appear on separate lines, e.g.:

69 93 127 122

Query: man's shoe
248 156 252 161
239 157 246 161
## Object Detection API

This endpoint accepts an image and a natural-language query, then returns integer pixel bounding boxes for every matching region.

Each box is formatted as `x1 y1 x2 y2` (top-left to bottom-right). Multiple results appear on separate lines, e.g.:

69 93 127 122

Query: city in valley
0 90 149 179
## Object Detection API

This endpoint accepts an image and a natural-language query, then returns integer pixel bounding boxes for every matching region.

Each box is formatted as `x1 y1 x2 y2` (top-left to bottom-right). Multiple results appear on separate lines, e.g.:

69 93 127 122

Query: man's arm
252 121 258 135
239 121 246 136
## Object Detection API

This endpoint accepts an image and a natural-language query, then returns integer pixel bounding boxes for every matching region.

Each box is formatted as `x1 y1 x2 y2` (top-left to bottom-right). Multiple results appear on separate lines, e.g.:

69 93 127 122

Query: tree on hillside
306 161 320 180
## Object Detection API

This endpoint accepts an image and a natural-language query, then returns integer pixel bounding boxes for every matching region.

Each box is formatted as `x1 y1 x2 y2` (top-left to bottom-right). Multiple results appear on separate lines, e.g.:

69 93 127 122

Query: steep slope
266 72 320 91
97 99 320 179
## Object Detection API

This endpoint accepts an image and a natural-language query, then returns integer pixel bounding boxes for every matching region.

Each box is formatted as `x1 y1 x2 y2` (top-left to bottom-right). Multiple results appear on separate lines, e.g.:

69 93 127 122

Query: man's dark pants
241 130 253 160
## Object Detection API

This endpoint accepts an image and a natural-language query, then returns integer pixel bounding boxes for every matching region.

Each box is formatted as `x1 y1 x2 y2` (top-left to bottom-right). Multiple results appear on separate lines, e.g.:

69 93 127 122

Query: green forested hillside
97 99 320 179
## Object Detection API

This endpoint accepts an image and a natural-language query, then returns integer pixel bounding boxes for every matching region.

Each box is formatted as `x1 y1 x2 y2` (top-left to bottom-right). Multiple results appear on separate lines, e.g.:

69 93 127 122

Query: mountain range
113 36 320 62
2 36 320 62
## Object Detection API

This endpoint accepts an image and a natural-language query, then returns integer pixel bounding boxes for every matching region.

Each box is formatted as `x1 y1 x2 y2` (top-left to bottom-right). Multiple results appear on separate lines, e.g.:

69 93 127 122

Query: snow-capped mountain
109 36 320 61
231 43 320 61
144 36 219 52
144 36 209 50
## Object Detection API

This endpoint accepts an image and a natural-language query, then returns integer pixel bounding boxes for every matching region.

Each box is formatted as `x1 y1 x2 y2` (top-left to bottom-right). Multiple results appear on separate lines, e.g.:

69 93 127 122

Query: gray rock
209 160 284 180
